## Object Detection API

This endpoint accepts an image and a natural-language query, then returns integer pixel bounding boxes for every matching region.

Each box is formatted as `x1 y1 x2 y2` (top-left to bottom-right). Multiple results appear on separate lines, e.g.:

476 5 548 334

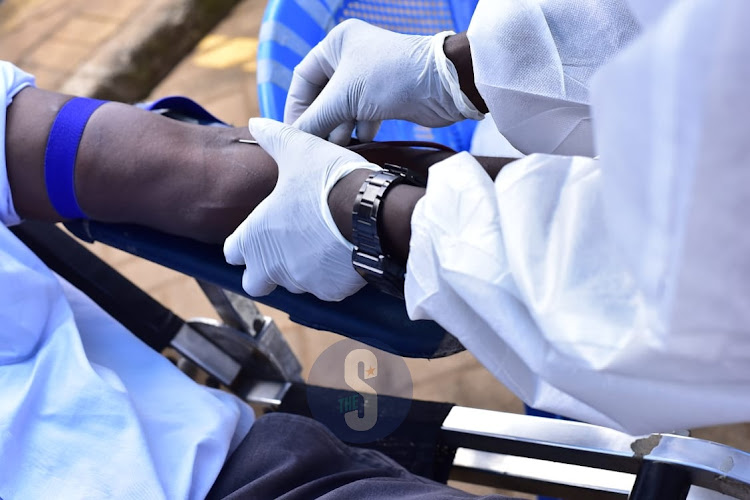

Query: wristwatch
351 163 424 298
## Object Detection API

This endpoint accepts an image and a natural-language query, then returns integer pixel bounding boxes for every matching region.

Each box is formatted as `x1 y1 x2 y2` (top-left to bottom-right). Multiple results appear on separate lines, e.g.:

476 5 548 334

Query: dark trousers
208 412 513 500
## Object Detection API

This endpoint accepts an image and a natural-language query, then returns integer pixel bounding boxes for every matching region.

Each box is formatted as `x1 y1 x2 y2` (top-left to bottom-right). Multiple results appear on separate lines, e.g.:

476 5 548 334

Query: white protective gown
0 63 254 499
405 0 750 434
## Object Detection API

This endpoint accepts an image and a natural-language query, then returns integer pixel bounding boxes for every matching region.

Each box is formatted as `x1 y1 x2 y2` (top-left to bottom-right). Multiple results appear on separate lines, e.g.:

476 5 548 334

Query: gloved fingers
226 207 283 297
291 75 354 140
248 117 318 168
250 117 371 168
223 200 272 269
223 212 276 296
311 272 367 302
293 36 339 87
355 120 381 143
329 121 355 146
284 72 324 125
223 219 248 266
241 267 277 297
283 36 340 124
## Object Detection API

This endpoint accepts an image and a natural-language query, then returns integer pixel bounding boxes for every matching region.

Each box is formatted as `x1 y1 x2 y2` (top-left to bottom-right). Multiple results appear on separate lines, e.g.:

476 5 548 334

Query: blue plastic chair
257 0 479 151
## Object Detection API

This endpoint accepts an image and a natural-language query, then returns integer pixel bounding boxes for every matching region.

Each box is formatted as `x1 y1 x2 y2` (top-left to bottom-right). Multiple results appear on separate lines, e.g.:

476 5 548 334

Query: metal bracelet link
351 169 407 298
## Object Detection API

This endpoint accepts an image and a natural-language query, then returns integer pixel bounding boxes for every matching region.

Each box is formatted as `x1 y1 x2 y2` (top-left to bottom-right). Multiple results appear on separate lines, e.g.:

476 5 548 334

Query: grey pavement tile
0 6 68 64
114 255 186 293
26 37 92 72
55 16 119 45
148 278 222 321
693 422 750 453
78 0 145 21
11 61 66 90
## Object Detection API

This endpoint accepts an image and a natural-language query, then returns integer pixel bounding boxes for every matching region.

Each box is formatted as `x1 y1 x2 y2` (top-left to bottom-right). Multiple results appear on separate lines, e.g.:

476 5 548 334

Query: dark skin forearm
6 87 275 243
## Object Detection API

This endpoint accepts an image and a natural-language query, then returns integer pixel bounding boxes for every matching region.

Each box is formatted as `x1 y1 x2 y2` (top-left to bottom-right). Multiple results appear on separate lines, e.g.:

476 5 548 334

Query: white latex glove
284 19 484 145
224 118 381 301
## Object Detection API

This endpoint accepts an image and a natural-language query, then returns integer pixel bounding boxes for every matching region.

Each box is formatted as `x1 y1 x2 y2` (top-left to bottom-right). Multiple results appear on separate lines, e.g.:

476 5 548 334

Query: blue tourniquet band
44 97 107 219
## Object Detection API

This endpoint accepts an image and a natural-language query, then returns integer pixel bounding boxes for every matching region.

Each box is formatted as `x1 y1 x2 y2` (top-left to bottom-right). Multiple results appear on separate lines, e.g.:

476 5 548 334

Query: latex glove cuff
433 31 485 121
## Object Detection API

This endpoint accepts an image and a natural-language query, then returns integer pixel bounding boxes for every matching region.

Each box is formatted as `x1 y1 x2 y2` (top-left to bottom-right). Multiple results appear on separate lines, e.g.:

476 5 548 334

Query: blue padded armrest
65 220 462 359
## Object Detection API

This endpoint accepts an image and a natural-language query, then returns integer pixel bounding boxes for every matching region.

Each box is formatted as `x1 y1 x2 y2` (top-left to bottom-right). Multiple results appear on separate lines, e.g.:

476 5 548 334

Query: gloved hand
224 117 380 301
284 19 484 145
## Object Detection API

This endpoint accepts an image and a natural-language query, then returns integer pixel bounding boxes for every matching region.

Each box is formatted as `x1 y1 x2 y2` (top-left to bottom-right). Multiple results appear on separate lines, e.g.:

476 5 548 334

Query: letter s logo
344 349 378 431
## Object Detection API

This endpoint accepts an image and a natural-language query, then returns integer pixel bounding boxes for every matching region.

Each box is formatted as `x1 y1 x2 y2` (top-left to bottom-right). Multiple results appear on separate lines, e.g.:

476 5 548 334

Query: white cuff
432 31 485 122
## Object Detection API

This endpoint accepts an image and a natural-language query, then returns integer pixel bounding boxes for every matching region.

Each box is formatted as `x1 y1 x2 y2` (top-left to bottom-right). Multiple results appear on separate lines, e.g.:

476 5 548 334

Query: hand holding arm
284 19 484 144
223 118 513 300
223 118 380 301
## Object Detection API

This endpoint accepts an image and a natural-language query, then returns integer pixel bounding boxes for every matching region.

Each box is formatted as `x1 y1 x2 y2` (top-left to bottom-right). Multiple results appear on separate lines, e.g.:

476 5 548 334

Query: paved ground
2 0 750 495
1 0 141 90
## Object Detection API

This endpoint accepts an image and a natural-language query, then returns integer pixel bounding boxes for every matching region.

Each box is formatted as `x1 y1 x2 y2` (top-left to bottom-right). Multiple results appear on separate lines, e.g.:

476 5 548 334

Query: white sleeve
467 0 639 157
1 61 35 226
406 0 750 434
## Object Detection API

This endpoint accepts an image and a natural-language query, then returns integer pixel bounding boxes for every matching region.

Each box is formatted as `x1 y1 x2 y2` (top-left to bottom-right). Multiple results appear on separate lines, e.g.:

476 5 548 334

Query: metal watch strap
351 169 407 299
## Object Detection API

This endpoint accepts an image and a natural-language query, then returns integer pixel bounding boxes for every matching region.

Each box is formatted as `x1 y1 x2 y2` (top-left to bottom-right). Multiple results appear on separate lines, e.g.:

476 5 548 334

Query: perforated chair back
257 0 479 150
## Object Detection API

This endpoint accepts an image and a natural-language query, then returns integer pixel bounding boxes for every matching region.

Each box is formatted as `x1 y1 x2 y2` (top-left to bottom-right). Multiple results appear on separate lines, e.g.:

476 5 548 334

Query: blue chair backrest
257 0 479 151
